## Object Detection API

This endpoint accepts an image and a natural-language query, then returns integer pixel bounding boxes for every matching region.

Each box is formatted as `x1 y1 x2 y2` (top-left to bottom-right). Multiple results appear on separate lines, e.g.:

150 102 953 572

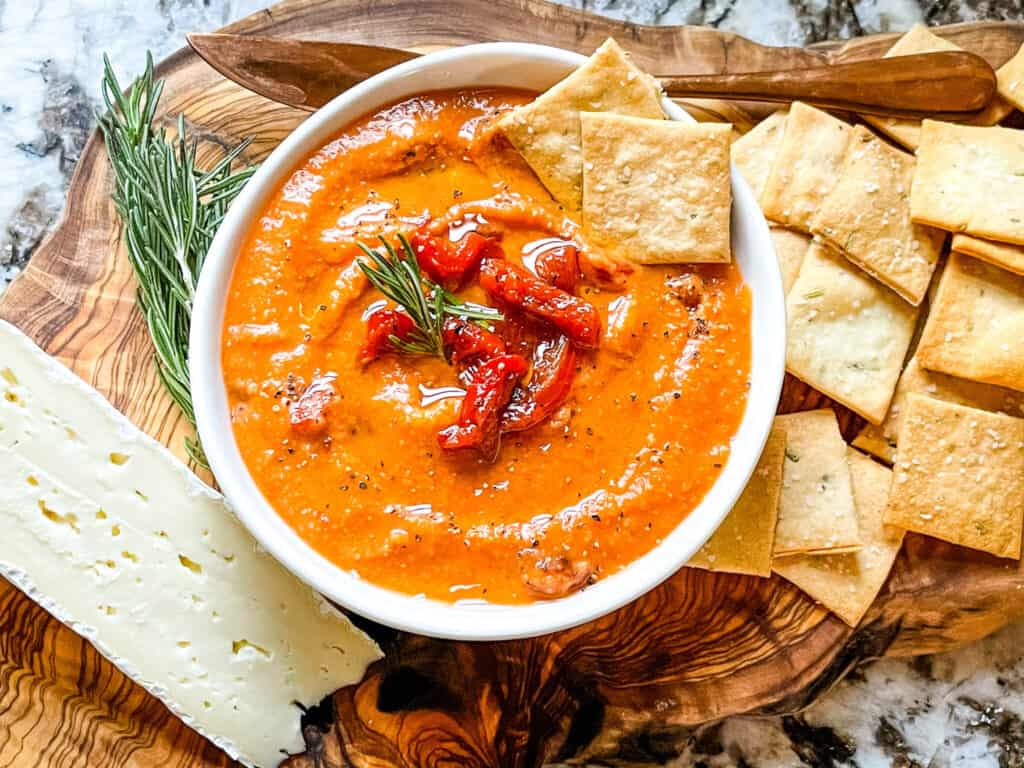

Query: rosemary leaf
97 52 256 466
356 235 503 359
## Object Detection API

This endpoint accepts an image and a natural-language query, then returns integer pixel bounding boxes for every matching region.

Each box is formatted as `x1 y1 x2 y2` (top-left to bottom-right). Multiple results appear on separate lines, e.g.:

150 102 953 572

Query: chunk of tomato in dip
222 89 751 604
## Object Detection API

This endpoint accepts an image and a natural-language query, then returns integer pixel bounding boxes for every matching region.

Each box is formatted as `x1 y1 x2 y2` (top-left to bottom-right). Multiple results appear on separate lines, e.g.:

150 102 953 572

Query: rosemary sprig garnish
357 234 502 357
97 52 257 466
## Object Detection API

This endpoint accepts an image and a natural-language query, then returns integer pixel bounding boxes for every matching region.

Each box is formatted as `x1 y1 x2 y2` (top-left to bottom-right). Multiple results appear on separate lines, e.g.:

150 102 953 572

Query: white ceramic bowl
191 42 785 641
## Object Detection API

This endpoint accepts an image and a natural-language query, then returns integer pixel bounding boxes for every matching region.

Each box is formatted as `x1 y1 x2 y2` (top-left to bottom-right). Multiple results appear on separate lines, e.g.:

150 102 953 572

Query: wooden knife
187 32 996 119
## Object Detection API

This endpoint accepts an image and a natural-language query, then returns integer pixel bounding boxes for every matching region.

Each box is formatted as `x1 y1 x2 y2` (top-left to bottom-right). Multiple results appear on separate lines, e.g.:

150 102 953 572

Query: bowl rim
191 41 786 641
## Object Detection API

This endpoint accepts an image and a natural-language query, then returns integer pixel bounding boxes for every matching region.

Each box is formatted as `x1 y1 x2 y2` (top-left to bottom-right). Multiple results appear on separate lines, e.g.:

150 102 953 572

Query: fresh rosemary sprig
357 234 502 357
97 52 257 466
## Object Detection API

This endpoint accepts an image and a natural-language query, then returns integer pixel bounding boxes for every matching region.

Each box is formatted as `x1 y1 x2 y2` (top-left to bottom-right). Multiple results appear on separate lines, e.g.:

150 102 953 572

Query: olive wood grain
1 2 1024 767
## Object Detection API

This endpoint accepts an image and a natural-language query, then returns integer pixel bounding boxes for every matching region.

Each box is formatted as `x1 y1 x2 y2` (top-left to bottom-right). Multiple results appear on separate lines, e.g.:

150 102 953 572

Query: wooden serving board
2 2 1024 766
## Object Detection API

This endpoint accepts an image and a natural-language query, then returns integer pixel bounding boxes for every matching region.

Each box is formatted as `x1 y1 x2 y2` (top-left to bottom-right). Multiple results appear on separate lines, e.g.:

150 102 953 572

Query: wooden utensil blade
186 33 420 110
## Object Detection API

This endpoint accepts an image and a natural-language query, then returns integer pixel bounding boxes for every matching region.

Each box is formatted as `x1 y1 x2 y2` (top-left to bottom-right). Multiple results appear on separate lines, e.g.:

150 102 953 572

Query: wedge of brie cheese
0 320 382 767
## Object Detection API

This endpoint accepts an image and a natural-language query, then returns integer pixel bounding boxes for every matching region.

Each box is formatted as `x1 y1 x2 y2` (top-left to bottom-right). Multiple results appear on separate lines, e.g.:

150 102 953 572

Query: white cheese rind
0 320 382 767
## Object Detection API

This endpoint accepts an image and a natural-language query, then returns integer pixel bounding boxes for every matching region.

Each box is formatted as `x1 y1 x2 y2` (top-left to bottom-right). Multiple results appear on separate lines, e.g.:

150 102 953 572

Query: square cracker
774 449 904 627
952 234 1024 276
770 227 810 295
853 355 1024 464
761 102 852 232
810 125 945 305
732 110 787 203
917 252 1024 392
688 427 786 577
996 42 1024 112
773 409 861 557
911 121 1024 246
786 243 919 424
884 394 1024 560
497 38 664 214
863 25 1013 152
581 113 732 264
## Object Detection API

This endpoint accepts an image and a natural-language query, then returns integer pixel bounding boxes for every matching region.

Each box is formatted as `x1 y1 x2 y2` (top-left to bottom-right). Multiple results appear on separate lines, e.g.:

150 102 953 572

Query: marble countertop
3 1 1024 766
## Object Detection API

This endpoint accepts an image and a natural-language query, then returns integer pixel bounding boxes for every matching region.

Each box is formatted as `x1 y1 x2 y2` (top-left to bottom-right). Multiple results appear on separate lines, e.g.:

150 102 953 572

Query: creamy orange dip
222 89 751 603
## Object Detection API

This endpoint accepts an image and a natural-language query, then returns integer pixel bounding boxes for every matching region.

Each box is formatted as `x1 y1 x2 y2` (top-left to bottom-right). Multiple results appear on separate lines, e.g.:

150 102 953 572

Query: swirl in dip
222 89 751 603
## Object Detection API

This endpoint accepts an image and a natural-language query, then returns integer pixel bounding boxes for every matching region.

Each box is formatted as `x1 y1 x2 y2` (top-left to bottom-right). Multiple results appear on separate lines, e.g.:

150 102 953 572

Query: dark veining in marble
925 0 1024 25
2 186 56 275
875 717 923 768
574 0 1024 40
16 61 94 179
576 0 742 31
781 715 856 768
575 0 870 37
158 0 234 31
959 697 1024 768
4 61 95 281
790 0 866 42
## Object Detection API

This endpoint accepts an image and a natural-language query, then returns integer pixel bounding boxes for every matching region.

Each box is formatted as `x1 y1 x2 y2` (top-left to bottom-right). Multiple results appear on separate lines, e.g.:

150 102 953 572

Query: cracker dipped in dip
221 41 750 603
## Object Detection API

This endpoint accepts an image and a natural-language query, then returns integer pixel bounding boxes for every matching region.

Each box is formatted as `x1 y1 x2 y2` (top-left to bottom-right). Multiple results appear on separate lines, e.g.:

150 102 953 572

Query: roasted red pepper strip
289 374 337 436
438 354 528 461
479 257 601 349
411 229 498 290
358 308 417 365
534 244 579 293
501 335 576 433
441 316 507 365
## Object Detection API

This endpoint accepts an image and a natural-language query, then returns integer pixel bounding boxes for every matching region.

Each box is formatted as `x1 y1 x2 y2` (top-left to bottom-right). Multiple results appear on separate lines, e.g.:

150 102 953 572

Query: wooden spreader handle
659 51 996 119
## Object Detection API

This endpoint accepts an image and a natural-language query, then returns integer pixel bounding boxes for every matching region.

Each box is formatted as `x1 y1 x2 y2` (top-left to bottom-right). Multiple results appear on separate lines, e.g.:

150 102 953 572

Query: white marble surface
3 1 1024 766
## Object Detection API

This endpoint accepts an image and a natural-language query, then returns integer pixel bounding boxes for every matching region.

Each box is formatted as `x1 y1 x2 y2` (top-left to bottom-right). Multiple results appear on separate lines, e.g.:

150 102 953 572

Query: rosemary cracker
952 234 1024 276
773 409 861 558
884 394 1024 560
497 38 664 214
853 356 1024 464
917 252 1024 392
688 427 786 577
770 227 810 295
761 102 852 232
580 113 732 264
810 125 945 305
731 110 787 203
774 449 904 627
911 121 1024 246
785 243 918 424
863 25 1012 152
